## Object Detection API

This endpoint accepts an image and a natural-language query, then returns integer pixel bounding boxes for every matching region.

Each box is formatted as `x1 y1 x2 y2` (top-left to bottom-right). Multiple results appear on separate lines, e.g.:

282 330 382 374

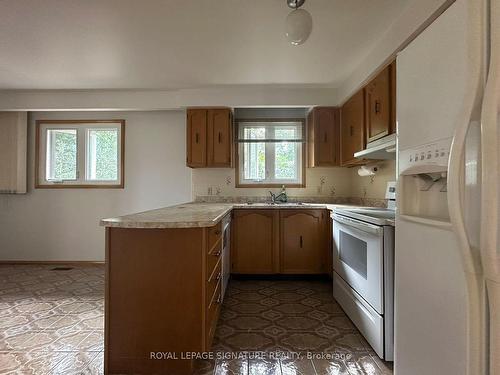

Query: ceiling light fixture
285 0 313 46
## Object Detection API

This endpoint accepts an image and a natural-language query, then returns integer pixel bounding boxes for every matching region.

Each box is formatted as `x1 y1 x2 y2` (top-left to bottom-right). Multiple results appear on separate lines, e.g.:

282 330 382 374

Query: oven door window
339 231 368 279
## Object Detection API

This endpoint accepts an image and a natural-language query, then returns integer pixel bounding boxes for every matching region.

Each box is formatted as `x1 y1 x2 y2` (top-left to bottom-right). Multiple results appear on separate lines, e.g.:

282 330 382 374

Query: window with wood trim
36 120 124 188
236 119 305 187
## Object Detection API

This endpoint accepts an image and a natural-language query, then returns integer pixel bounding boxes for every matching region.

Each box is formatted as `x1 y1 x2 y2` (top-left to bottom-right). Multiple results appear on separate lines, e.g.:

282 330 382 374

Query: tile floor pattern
0 265 392 375
196 278 393 375
0 264 104 374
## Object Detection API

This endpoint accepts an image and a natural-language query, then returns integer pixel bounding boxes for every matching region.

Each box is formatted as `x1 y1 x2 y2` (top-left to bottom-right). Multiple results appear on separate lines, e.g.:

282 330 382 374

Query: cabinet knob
195 133 199 143
214 230 221 235
218 132 222 143
214 250 221 257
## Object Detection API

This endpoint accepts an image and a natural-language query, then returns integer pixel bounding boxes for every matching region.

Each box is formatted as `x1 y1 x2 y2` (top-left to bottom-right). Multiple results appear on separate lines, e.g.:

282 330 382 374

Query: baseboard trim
0 260 104 265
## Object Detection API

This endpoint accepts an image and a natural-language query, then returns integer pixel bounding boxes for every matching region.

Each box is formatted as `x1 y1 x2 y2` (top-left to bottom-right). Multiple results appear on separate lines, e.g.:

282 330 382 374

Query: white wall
0 87 338 111
349 160 396 199
0 111 191 262
336 0 453 104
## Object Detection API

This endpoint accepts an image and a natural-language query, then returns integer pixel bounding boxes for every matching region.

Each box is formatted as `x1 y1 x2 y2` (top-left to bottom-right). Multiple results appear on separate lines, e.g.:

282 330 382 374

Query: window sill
35 183 124 189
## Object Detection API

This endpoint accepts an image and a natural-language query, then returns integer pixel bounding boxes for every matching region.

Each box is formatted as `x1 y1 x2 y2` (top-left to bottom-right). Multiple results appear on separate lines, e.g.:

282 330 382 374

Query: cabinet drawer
206 259 222 307
207 222 222 252
207 238 222 277
205 279 222 349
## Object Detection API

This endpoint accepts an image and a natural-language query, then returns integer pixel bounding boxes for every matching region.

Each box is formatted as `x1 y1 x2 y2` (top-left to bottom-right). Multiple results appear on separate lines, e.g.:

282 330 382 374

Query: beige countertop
100 202 357 229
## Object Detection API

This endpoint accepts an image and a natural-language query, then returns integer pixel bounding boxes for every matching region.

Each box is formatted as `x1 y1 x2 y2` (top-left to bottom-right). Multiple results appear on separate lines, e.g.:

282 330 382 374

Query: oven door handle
333 214 383 236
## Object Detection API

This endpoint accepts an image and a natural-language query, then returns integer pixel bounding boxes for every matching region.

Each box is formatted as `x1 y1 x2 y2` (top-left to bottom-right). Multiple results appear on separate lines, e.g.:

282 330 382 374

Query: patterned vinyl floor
0 264 104 374
0 265 392 375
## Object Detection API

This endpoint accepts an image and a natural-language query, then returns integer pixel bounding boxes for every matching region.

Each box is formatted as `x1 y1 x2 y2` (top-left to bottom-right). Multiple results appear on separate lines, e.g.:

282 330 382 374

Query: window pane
243 127 266 140
275 127 297 140
87 129 118 181
275 142 297 179
243 142 265 180
46 129 77 180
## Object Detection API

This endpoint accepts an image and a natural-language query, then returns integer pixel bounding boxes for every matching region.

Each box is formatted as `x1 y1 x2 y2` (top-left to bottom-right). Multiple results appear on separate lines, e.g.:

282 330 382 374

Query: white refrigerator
395 0 499 374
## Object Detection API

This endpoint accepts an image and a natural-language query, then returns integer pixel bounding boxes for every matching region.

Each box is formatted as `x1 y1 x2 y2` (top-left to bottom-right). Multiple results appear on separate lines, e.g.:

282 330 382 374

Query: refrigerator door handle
480 0 500 293
447 1 487 374
480 0 500 373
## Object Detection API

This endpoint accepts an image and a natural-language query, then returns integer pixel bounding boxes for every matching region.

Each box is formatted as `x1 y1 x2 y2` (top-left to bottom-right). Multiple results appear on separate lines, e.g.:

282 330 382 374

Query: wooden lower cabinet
231 209 279 274
105 222 224 375
280 210 327 274
231 208 328 274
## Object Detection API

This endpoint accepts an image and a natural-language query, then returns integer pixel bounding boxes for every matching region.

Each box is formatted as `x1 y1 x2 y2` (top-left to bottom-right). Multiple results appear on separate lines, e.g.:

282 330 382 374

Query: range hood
354 133 396 160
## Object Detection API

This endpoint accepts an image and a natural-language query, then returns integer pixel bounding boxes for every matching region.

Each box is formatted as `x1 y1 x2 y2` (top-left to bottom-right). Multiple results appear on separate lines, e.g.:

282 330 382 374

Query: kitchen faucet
269 186 288 204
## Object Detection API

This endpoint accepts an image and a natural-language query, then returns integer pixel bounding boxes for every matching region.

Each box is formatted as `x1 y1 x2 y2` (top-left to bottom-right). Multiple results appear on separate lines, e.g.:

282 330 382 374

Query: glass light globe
285 8 313 46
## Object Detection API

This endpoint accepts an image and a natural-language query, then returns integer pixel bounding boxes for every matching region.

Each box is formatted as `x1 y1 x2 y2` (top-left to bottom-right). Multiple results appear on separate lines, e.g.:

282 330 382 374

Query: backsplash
192 163 394 208
194 195 388 207
349 160 396 199
192 167 353 198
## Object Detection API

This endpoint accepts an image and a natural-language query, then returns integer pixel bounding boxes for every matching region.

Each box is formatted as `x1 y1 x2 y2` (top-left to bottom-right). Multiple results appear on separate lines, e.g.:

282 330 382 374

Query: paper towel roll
357 165 378 177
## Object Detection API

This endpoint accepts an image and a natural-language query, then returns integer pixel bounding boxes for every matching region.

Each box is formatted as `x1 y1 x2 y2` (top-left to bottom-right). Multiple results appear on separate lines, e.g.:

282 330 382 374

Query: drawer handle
300 235 303 248
213 251 221 257
218 132 222 143
375 100 381 114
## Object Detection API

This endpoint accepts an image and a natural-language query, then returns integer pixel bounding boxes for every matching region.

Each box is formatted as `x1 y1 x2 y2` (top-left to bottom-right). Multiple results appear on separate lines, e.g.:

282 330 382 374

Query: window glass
46 129 77 181
87 129 118 181
243 142 266 180
275 141 297 180
37 120 123 188
237 120 303 186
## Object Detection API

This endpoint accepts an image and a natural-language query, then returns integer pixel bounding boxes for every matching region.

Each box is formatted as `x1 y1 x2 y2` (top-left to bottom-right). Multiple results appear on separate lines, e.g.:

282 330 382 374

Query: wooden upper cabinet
365 64 395 143
207 109 232 167
231 209 279 274
308 107 340 167
187 109 208 168
186 108 232 168
280 209 326 274
340 90 366 166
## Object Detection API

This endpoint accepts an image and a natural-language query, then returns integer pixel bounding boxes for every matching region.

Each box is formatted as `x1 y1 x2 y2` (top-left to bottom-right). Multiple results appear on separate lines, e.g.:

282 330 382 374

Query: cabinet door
280 210 326 274
365 66 391 143
340 90 366 166
186 109 207 167
231 210 279 274
308 107 340 167
207 109 232 167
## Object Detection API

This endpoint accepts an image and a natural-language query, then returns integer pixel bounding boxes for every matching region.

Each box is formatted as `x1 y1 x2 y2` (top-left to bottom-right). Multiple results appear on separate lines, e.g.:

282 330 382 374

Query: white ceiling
0 0 411 90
